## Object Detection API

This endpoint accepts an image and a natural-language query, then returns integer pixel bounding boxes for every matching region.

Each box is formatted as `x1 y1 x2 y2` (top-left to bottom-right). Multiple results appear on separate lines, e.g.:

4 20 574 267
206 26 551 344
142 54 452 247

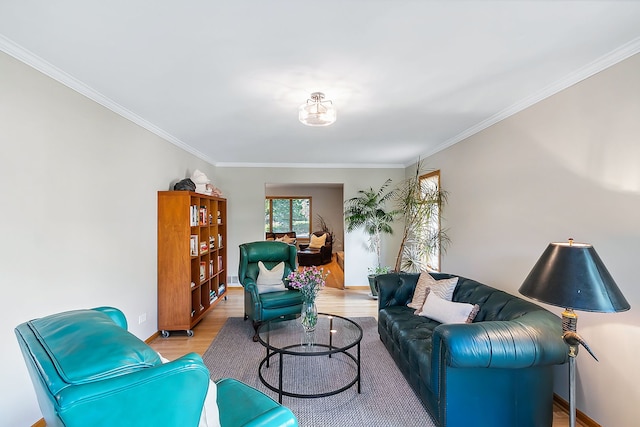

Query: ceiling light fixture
298 92 336 126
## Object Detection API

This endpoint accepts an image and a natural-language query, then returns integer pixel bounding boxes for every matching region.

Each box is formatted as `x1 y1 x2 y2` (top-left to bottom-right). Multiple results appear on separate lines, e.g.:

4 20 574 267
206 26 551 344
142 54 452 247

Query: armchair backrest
238 241 297 285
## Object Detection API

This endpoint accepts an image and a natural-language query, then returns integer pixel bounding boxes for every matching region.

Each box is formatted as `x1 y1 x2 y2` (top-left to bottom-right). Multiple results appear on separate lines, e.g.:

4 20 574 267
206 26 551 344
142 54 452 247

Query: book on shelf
218 283 226 296
190 205 197 226
190 235 198 256
218 234 223 248
199 240 208 254
199 262 206 281
209 260 214 276
218 255 223 271
209 235 215 249
199 206 207 225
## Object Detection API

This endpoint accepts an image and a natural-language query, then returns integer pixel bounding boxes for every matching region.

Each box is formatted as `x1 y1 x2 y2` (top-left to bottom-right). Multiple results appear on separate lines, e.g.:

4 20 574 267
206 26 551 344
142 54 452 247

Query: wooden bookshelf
157 191 227 337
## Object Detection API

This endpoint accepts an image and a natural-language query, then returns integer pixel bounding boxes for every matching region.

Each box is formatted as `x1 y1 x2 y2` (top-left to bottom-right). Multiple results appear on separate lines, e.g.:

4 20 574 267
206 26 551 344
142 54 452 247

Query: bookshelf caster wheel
161 330 170 338
224 296 228 301
186 329 194 337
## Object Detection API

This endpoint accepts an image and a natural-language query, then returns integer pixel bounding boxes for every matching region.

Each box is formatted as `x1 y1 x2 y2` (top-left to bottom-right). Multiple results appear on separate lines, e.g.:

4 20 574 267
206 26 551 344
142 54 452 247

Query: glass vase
300 300 318 332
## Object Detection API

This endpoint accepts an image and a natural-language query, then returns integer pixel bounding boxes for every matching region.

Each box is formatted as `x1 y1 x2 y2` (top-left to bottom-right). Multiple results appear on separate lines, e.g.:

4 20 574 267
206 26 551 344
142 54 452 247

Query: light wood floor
148 256 587 427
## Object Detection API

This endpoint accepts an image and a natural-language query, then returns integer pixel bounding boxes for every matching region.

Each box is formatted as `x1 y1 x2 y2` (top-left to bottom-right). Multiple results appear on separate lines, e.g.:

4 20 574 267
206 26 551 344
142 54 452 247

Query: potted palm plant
344 179 398 297
393 160 450 273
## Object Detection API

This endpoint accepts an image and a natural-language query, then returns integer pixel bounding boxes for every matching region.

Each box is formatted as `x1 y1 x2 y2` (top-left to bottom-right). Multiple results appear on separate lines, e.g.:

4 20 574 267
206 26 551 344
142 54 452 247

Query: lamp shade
519 242 630 313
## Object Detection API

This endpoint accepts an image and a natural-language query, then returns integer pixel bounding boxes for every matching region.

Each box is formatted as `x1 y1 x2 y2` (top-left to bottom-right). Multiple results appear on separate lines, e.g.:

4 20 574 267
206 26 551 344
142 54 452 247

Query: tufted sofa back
378 272 549 323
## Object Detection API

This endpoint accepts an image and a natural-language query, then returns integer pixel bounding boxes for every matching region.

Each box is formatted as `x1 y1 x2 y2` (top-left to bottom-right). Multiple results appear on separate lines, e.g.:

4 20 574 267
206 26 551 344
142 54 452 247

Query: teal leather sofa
239 241 304 340
15 307 298 427
376 272 568 427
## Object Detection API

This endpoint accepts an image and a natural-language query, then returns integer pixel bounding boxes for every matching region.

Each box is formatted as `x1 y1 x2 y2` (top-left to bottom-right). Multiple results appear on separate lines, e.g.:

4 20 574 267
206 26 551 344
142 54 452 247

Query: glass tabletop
257 313 363 355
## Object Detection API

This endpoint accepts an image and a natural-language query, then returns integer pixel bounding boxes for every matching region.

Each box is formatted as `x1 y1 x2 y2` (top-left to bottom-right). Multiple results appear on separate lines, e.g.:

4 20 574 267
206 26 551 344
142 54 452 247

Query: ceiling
2 1 640 168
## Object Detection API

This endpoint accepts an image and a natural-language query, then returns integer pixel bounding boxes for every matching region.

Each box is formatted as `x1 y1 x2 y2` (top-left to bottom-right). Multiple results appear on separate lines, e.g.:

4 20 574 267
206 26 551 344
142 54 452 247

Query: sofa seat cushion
379 306 440 387
28 309 160 388
259 290 304 310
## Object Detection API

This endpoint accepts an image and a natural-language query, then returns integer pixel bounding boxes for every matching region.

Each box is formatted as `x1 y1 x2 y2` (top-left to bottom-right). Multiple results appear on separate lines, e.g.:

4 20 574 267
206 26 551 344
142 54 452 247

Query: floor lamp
519 239 630 427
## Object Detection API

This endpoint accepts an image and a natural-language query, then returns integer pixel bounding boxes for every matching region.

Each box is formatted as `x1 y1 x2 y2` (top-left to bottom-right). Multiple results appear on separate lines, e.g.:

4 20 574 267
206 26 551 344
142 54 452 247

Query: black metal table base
258 342 361 403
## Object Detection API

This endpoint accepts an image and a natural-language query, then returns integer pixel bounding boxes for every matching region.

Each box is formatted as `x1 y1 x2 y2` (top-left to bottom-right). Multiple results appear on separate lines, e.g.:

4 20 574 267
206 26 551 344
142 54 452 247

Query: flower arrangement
287 266 328 303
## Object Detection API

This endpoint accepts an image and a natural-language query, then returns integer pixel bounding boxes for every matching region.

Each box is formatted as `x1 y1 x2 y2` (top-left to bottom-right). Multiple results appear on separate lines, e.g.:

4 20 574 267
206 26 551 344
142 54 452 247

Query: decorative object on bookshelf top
173 178 196 191
191 170 224 197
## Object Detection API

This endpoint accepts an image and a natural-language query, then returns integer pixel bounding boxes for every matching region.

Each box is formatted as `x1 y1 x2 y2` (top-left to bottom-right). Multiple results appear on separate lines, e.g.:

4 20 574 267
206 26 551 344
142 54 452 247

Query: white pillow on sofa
408 272 458 310
256 261 286 293
158 354 220 427
308 233 327 249
418 290 480 324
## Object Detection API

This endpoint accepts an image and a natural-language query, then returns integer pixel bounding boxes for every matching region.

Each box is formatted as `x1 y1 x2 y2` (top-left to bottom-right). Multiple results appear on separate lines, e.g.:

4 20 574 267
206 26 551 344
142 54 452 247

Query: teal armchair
15 306 299 427
15 307 209 427
239 241 304 340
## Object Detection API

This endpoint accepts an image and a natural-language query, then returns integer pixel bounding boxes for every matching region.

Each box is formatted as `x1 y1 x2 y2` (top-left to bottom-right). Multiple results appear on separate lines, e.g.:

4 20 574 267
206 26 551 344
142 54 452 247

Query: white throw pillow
199 379 221 427
418 290 480 324
282 235 296 244
157 353 220 427
256 261 286 293
407 273 458 310
308 233 327 249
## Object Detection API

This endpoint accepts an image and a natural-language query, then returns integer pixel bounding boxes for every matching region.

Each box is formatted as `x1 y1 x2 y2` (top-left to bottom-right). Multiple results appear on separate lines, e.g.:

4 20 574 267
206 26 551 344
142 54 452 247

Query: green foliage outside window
265 197 311 237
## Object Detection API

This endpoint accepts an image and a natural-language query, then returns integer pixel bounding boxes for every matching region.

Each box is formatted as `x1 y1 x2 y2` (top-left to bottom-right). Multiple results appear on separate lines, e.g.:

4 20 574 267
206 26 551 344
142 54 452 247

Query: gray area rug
202 317 436 427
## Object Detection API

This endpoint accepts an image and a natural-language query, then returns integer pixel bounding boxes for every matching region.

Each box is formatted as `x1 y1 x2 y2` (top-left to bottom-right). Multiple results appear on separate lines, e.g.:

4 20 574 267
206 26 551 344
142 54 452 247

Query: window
265 197 311 237
420 170 442 271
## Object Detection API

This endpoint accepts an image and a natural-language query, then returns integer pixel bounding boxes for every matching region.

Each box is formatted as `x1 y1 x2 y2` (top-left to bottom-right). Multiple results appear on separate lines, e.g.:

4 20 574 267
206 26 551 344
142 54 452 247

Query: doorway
265 183 344 289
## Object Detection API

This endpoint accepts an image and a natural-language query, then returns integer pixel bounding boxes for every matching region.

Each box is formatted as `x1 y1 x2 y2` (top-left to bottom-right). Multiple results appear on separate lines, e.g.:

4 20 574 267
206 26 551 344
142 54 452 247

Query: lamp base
568 354 576 427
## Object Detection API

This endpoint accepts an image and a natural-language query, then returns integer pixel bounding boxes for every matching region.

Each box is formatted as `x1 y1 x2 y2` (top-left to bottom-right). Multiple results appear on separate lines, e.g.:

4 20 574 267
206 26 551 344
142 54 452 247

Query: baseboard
145 330 160 344
554 393 601 427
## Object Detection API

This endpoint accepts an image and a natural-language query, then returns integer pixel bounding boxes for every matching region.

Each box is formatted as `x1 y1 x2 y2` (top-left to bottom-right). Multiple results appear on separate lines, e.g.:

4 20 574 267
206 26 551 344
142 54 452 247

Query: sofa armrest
215 378 298 427
432 311 568 370
56 353 210 427
242 277 259 294
377 273 418 309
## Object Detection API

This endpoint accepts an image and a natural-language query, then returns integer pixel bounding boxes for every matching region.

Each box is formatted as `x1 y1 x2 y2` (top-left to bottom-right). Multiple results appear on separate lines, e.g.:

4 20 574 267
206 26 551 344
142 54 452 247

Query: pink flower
287 266 328 302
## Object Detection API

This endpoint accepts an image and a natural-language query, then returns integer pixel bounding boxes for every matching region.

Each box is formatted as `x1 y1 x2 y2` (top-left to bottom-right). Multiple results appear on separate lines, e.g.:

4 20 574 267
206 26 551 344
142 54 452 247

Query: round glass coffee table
256 313 363 403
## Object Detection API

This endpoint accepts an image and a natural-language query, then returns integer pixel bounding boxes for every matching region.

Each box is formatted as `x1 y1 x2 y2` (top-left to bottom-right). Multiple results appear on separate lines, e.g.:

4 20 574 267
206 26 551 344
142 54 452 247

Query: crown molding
420 36 640 162
214 162 405 169
0 35 215 165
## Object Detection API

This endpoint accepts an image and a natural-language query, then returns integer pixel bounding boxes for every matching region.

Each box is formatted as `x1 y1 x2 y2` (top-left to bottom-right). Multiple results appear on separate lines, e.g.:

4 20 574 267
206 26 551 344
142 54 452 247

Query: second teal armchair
239 241 304 340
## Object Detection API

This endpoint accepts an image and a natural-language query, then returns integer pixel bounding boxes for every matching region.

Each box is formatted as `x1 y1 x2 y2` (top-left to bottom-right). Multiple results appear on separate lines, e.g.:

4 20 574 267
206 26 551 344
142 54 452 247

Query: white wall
423 53 640 426
0 52 217 426
215 167 404 287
